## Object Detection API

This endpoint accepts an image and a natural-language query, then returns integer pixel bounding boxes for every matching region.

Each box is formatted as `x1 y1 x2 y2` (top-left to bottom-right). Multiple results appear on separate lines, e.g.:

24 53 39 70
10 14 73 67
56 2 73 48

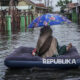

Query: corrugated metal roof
36 3 46 8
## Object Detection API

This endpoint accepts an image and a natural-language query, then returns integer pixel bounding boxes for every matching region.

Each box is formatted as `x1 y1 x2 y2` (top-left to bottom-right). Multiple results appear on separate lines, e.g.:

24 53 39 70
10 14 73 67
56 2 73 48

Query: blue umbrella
28 13 71 28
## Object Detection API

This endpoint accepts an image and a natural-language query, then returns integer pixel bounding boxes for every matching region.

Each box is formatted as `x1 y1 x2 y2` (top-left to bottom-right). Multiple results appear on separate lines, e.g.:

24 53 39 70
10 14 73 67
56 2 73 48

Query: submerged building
0 0 50 16
0 0 52 32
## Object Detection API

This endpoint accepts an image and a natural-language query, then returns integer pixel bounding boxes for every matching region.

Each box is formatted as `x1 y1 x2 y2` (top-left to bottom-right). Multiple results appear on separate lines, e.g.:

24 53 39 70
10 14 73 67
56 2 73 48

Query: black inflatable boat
4 46 80 68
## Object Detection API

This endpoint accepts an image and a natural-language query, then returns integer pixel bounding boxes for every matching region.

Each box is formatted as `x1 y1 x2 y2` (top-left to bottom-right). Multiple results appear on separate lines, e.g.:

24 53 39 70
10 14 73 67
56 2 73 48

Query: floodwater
0 23 80 80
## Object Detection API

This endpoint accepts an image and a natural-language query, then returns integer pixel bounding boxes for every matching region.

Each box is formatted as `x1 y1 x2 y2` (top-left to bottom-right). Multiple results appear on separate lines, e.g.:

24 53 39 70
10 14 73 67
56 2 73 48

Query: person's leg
58 45 67 55
58 43 72 55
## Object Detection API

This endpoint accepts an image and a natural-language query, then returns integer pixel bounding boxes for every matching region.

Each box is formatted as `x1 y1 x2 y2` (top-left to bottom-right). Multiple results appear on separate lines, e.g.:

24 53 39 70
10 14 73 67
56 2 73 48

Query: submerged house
17 0 35 10
17 0 49 16
0 0 34 11
35 3 49 16
66 3 78 23
0 0 50 17
0 0 52 32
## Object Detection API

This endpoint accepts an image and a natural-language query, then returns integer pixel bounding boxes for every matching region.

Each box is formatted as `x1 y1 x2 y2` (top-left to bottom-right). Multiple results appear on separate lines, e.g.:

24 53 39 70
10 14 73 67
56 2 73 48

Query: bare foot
66 43 72 51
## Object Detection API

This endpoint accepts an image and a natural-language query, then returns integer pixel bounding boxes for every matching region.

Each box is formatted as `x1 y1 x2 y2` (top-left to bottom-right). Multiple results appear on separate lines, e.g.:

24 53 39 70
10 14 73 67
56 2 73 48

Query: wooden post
0 14 1 31
78 6 80 25
33 15 35 20
30 15 32 24
72 8 78 23
5 15 11 31
24 12 26 32
26 15 29 31
1 11 6 31
20 15 25 32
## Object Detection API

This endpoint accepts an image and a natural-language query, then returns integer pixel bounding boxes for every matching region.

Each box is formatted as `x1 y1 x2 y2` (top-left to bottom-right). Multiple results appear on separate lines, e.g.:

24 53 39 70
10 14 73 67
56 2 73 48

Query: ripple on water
0 23 80 80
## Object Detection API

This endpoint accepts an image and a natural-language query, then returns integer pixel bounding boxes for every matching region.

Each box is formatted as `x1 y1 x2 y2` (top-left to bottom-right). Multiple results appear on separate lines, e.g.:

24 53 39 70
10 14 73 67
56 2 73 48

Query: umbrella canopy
28 13 71 28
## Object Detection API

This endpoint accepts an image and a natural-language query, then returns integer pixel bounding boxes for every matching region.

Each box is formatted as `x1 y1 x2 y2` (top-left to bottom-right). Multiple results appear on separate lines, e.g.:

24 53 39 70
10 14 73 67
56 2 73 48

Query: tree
48 6 53 12
56 0 72 13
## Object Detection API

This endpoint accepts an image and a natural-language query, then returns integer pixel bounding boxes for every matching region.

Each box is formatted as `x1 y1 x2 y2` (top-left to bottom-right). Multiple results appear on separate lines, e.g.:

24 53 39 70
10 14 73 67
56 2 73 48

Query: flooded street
0 23 80 80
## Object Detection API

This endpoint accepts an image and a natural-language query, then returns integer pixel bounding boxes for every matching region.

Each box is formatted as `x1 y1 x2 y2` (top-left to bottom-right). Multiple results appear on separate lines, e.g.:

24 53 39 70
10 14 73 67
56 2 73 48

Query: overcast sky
31 0 78 11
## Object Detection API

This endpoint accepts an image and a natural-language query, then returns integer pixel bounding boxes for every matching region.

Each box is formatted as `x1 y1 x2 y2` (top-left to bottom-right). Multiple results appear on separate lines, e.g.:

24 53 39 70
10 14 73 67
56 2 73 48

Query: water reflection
0 23 80 80
4 69 32 80
4 68 80 80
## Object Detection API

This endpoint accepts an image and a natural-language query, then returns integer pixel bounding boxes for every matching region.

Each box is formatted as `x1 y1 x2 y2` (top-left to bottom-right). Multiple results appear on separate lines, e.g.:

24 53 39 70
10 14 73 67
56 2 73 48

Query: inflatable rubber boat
4 46 80 68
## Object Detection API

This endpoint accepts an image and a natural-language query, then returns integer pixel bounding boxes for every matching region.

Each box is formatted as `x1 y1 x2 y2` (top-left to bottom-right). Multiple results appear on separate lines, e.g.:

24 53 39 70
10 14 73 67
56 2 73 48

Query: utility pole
47 0 49 7
77 0 78 3
45 0 47 7
47 0 52 7
0 2 2 10
37 0 42 3
50 0 53 8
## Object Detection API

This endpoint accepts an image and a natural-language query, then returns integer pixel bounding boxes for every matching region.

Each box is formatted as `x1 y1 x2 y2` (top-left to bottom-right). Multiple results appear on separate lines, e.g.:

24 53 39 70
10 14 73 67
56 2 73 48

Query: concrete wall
0 6 32 10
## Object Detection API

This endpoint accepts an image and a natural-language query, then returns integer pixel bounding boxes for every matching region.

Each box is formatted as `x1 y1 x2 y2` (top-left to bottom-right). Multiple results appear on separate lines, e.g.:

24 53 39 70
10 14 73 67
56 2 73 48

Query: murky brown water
0 23 80 80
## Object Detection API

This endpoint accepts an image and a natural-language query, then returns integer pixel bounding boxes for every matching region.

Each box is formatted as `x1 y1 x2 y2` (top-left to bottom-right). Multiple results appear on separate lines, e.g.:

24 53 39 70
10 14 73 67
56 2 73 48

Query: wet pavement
0 23 80 80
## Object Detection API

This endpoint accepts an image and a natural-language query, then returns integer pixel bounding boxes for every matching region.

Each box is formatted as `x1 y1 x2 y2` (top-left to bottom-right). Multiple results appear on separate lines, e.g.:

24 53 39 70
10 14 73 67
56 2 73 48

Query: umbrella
28 13 71 28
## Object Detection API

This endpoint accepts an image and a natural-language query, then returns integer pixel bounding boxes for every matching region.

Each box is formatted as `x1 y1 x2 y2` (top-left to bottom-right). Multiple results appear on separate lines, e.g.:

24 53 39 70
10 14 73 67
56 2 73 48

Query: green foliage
56 0 72 12
48 7 53 12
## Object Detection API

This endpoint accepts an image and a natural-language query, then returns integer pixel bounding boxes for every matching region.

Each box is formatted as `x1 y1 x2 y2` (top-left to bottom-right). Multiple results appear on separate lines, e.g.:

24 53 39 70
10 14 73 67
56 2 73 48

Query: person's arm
32 38 41 56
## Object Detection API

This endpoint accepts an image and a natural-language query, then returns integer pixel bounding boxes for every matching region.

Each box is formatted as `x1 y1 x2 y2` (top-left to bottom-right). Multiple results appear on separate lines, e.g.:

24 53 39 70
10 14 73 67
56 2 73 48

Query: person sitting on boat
32 26 72 58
